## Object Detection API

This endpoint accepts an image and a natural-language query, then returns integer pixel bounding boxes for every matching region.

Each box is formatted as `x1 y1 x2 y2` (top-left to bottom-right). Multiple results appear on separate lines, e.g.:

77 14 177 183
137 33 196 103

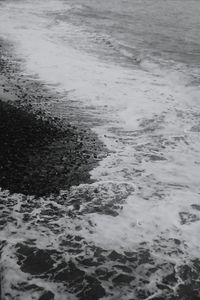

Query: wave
0 0 200 299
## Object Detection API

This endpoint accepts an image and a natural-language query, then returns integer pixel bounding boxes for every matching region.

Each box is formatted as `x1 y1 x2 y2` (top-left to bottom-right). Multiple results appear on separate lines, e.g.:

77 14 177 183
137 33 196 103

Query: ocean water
0 0 200 299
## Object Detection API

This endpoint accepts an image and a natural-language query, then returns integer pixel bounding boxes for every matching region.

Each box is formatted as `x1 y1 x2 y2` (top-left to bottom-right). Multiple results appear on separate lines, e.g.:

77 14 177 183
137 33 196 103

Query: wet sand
0 39 110 300
0 39 106 197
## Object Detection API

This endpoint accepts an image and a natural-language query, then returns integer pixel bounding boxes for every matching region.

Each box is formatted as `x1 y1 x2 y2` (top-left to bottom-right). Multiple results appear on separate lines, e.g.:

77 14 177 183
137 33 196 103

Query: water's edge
0 38 107 196
0 1 200 298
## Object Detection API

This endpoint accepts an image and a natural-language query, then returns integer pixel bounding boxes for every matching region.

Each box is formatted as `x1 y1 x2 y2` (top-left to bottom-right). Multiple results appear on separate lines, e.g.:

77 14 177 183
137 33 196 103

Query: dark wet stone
156 282 171 291
60 240 82 249
95 268 108 277
102 207 119 216
148 154 167 161
179 212 199 225
179 261 200 282
175 261 200 300
77 276 106 300
124 251 138 263
138 249 153 264
112 274 135 284
16 244 59 275
177 284 200 300
74 235 84 242
54 261 85 283
68 248 83 255
12 282 44 292
93 246 106 257
190 125 200 132
80 258 100 267
162 271 177 285
171 238 181 245
191 204 200 211
108 250 127 263
136 288 151 299
0 240 7 258
124 251 135 257
0 219 7 227
20 251 55 275
39 291 55 300
0 92 106 196
95 268 116 280
192 259 200 274
113 264 132 273
16 243 36 258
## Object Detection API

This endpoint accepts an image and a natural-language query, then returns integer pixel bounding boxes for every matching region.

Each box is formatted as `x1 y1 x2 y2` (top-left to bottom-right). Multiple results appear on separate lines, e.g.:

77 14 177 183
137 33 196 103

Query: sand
0 39 106 197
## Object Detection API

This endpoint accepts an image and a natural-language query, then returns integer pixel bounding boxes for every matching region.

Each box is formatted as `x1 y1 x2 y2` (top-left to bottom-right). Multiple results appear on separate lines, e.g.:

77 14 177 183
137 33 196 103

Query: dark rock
108 250 127 263
0 82 106 197
162 271 177 285
39 291 55 300
177 284 200 300
78 276 106 300
54 261 85 283
113 264 132 273
112 274 135 284
16 244 59 275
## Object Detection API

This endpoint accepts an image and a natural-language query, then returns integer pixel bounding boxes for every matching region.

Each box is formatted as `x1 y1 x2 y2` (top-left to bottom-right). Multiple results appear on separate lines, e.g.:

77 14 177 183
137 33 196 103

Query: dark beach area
0 39 105 197
0 39 109 299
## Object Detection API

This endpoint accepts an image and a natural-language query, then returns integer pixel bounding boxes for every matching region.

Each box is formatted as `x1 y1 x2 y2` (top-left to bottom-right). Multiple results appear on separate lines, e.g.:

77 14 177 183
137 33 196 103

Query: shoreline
0 25 200 300
0 38 111 300
0 39 106 197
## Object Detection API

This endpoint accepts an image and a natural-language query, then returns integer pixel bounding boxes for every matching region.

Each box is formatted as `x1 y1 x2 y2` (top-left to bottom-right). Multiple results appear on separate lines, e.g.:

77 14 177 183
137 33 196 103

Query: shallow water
61 0 200 66
0 0 200 299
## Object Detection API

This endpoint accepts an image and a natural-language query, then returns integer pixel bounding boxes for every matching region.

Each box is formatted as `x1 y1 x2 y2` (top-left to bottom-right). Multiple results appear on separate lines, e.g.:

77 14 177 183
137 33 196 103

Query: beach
0 0 200 299
0 39 105 196
0 38 108 299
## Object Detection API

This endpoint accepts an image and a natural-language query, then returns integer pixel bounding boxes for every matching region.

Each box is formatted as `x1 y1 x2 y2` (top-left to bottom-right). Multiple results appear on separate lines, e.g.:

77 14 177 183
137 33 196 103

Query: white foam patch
81 189 200 254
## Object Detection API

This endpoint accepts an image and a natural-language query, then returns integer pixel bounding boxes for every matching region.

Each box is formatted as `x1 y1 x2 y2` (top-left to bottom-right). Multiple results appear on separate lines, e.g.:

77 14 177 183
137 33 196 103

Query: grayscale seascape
0 0 200 299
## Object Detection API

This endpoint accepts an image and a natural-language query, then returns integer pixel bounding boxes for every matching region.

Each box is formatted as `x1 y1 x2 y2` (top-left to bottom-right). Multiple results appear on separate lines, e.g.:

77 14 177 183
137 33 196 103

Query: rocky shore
0 39 106 196
0 39 112 300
